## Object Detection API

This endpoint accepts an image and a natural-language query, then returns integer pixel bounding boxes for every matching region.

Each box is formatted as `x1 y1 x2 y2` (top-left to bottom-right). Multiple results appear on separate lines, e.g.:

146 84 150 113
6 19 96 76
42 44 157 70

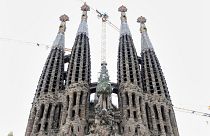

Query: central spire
118 5 131 36
77 2 90 36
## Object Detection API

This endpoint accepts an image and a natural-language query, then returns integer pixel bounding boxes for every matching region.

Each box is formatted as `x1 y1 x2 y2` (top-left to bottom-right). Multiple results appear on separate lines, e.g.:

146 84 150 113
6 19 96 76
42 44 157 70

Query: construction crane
96 10 109 63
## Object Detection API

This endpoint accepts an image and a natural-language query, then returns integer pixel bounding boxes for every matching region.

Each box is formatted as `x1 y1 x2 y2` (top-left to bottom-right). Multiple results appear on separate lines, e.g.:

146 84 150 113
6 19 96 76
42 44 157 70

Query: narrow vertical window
139 96 142 112
44 122 48 131
73 92 77 106
66 95 70 110
145 103 153 130
127 109 130 118
37 124 41 132
46 103 52 119
161 106 166 121
39 104 45 120
157 124 161 134
153 105 159 120
132 93 136 107
164 125 168 134
79 91 83 105
133 111 137 119
125 92 129 105
72 110 75 119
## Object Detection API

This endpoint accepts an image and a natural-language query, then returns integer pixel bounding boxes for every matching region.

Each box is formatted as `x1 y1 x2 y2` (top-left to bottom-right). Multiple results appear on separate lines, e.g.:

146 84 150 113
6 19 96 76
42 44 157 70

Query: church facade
25 3 179 136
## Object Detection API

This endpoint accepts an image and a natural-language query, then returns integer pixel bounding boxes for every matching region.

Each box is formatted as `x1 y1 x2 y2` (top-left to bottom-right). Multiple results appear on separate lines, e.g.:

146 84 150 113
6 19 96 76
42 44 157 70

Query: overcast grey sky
0 0 209 135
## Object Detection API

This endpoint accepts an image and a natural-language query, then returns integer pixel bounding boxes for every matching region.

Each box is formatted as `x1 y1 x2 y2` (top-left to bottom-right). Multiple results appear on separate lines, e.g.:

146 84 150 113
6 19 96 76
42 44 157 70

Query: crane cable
174 107 210 118
0 37 71 52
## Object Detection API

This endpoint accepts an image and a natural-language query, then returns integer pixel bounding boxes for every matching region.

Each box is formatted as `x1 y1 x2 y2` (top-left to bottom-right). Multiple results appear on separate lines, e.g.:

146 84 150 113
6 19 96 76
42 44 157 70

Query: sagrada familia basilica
25 3 179 136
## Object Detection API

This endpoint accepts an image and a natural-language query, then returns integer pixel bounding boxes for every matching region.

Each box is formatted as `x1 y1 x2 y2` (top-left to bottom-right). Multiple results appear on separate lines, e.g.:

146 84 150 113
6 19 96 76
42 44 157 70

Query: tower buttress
117 5 148 136
60 3 91 136
25 14 69 136
138 16 179 136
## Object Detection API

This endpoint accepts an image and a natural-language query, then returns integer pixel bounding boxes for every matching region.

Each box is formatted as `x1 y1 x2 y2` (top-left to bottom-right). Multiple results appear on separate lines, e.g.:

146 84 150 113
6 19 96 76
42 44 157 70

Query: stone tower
25 14 69 136
117 5 147 136
137 16 179 136
25 3 179 136
59 2 91 136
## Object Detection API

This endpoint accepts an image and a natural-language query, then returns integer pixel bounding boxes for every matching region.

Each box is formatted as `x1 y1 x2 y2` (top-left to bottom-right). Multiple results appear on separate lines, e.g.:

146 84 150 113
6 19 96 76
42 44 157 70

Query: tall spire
118 5 131 36
117 5 141 86
52 14 69 49
66 2 91 85
137 16 154 52
77 2 90 36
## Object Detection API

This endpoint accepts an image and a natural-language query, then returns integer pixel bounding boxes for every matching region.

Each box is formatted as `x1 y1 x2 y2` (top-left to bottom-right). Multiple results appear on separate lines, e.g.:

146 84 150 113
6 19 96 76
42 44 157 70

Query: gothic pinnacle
81 2 90 21
137 16 154 51
77 2 89 36
118 5 131 36
52 14 69 48
118 5 127 22
137 16 147 33
58 14 69 33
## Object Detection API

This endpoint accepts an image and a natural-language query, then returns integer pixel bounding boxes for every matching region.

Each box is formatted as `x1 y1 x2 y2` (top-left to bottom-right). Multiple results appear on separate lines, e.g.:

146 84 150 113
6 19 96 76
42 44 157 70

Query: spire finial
52 14 68 49
81 2 90 11
59 14 69 22
137 16 147 33
77 3 89 36
118 5 127 12
58 14 69 33
118 5 127 22
80 2 90 21
137 16 154 51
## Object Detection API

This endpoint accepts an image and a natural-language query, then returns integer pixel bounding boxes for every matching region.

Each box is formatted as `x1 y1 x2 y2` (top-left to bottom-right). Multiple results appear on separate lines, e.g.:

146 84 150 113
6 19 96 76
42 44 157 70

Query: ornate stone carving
118 5 127 12
137 16 146 24
60 14 69 22
81 2 90 11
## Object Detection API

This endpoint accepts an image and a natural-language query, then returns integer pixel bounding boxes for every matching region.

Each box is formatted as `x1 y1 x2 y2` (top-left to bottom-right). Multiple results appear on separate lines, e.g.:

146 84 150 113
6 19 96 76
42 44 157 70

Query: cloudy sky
0 0 208 135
